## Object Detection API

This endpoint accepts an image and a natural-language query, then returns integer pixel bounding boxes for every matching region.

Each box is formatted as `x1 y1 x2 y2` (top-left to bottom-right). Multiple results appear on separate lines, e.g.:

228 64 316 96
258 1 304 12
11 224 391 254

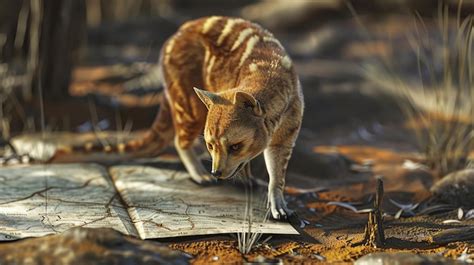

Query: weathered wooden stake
363 177 385 248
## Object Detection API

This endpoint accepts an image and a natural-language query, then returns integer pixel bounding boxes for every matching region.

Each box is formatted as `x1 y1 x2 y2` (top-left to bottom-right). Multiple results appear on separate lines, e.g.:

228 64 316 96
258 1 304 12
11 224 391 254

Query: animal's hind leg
127 95 175 156
170 94 213 184
161 34 212 184
169 88 212 184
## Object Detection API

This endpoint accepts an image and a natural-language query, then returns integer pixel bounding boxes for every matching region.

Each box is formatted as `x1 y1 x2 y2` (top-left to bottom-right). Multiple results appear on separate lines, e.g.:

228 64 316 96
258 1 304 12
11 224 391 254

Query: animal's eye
207 143 213 150
229 143 242 153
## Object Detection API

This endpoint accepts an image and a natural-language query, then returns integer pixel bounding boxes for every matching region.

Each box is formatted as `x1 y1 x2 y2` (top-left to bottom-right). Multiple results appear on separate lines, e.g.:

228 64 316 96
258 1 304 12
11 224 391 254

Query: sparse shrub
364 4 474 177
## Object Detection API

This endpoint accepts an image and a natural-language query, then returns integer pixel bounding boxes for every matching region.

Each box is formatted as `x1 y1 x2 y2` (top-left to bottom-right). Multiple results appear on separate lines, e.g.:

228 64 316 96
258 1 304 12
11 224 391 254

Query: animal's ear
193 87 220 109
233 91 263 116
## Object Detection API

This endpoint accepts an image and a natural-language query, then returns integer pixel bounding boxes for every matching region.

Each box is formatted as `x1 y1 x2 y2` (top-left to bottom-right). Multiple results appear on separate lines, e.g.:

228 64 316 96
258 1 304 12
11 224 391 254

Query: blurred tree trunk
33 0 86 100
1 0 86 101
0 1 23 62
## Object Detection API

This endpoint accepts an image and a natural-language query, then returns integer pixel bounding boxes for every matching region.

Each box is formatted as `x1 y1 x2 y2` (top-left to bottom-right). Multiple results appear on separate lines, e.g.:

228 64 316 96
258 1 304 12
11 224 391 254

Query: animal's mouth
225 162 245 179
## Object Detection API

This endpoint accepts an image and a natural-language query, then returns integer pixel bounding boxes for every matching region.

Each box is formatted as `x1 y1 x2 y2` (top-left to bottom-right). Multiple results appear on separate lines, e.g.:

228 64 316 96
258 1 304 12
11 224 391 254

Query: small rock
355 252 463 265
0 227 190 265
430 169 474 207
246 255 283 265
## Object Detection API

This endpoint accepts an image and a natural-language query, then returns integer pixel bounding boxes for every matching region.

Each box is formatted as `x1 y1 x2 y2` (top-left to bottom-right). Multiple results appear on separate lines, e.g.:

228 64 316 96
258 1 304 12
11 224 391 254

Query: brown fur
163 16 304 219
59 16 304 219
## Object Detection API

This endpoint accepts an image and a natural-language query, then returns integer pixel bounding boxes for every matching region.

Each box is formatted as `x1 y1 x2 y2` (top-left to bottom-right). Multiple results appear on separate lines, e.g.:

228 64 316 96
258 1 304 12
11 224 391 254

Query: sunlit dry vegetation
365 4 474 176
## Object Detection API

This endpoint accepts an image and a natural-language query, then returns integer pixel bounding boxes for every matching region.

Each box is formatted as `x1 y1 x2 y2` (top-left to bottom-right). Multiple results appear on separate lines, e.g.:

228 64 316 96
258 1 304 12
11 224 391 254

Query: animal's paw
189 173 216 185
268 190 293 220
0 154 32 165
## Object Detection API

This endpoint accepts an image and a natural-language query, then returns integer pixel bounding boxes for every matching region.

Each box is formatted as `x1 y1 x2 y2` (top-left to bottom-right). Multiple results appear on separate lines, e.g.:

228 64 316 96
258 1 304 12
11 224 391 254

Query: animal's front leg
174 137 214 184
263 99 302 220
264 144 294 220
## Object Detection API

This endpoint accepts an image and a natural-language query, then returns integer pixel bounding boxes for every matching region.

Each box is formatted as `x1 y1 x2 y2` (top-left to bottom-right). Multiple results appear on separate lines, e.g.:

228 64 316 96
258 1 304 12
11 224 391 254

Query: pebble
355 252 463 265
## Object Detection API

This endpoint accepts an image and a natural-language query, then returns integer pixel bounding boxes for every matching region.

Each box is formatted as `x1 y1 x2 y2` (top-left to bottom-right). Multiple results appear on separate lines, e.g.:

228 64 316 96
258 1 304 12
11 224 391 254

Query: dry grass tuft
364 4 474 176
236 177 270 255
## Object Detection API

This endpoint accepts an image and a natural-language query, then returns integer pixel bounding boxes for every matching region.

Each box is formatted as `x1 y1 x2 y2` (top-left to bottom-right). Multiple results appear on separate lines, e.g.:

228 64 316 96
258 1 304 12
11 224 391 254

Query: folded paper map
0 163 298 240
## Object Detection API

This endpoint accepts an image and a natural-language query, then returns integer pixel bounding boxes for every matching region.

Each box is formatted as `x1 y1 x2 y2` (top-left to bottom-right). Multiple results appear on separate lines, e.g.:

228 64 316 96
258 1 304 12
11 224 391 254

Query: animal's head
194 87 269 179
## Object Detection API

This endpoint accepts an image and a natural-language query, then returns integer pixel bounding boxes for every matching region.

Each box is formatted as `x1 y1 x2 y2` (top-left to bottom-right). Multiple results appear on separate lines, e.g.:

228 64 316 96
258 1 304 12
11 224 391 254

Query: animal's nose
211 170 222 178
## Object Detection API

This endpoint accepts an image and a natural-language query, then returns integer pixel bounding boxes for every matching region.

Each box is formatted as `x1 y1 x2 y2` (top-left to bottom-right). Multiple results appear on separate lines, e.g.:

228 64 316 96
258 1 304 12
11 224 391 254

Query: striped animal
65 16 304 219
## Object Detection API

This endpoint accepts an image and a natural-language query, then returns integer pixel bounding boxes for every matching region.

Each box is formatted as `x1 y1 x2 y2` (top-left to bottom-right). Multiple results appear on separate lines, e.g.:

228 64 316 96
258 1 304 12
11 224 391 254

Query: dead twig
362 177 385 248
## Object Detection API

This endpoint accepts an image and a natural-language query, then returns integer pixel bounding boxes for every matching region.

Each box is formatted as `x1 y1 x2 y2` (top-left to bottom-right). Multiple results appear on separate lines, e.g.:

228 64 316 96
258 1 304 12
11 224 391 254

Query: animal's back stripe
239 35 260 67
164 37 176 63
217 19 242 45
231 28 254 51
263 36 285 50
206 55 216 85
280 55 292 69
202 16 221 33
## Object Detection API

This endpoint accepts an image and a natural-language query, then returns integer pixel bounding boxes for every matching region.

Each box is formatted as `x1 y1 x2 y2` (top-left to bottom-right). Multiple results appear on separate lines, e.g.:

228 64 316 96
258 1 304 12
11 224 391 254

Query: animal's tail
52 95 175 160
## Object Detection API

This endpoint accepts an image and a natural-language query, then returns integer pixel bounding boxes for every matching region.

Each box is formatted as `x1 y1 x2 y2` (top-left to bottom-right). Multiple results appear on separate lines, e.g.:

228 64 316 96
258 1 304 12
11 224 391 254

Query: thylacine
61 16 304 219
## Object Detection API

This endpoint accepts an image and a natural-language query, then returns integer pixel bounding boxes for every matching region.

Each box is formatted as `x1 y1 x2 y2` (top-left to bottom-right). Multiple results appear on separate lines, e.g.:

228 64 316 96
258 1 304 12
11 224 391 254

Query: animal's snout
211 170 222 178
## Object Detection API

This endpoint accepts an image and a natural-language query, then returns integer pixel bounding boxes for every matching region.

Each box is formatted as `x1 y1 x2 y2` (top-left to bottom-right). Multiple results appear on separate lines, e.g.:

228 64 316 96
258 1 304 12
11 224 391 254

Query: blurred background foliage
1 0 472 100
0 0 473 176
